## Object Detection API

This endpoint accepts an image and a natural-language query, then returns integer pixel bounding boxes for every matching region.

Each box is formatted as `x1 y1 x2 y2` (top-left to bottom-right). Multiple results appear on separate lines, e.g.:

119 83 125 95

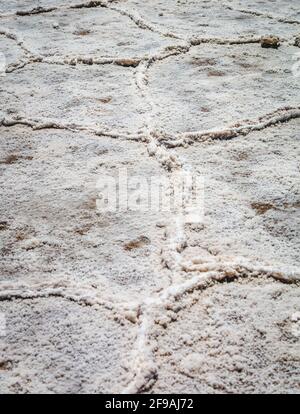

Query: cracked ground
0 0 300 394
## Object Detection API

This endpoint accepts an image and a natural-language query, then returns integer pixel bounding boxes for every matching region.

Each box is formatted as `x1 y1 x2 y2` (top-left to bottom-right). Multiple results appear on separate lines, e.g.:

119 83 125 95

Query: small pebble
261 35 280 49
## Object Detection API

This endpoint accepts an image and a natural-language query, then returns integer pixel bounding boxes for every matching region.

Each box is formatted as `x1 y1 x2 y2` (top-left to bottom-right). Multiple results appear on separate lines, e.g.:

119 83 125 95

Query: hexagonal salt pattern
0 0 299 394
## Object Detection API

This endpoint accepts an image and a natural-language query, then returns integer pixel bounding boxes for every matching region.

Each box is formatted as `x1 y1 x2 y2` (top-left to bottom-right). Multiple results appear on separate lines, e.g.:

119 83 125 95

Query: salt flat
0 0 299 394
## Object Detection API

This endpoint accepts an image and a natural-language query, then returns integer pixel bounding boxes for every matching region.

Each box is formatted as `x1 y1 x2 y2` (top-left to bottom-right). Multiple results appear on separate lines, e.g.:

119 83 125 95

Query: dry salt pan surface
0 0 300 394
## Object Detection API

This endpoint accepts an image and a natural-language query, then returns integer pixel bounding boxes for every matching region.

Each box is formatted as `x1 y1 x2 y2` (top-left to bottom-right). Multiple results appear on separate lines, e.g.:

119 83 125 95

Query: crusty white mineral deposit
0 0 300 394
